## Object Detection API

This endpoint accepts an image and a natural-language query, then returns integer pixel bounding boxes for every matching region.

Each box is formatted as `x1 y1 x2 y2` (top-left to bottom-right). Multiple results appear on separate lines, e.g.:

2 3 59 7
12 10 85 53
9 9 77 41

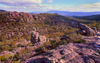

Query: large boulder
79 23 96 36
76 30 86 35
31 31 46 46
31 31 39 44
38 35 46 43
33 35 46 47
92 27 97 34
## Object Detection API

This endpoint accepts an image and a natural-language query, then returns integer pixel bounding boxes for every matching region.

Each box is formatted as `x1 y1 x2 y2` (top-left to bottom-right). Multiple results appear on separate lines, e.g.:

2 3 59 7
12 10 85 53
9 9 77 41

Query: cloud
0 0 42 5
0 0 55 12
0 3 58 12
47 0 53 3
61 2 100 12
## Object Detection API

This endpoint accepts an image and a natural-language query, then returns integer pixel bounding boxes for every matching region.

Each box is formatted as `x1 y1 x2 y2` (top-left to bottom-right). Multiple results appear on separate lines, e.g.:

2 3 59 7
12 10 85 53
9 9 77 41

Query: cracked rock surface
22 33 100 63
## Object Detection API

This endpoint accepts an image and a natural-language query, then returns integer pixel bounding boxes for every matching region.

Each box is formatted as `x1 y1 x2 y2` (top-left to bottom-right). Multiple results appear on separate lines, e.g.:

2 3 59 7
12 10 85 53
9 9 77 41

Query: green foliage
87 20 100 31
0 45 11 51
74 39 86 43
0 35 5 41
0 54 10 61
12 59 20 63
98 50 100 56
69 33 86 43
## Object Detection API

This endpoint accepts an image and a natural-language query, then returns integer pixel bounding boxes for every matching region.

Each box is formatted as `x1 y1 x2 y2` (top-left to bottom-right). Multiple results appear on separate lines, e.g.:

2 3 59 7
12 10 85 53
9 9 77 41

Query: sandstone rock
33 15 38 20
32 27 36 31
38 35 46 42
24 56 51 63
86 59 95 63
76 30 86 35
92 27 97 34
79 23 96 36
22 41 100 63
58 59 65 63
31 31 39 44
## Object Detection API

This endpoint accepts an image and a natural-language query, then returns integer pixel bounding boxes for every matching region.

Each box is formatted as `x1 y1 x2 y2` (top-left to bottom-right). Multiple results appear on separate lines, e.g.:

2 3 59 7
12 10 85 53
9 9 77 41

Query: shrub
74 39 86 43
0 45 11 51
69 33 85 43
35 46 48 54
12 59 20 63
98 50 100 56
0 54 10 61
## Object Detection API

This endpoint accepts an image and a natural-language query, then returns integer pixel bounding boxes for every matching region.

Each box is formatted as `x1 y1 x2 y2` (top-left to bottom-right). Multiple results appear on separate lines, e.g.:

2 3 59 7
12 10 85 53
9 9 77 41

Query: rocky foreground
21 33 100 63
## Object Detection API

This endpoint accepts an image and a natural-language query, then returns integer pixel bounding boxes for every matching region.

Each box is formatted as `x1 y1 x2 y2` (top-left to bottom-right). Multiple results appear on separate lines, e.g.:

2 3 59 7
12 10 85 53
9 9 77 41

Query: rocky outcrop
38 35 46 43
22 42 100 63
69 21 97 36
92 27 97 34
22 32 100 63
31 31 46 46
79 23 97 36
31 31 39 44
76 30 86 35
7 11 43 22
5 32 23 39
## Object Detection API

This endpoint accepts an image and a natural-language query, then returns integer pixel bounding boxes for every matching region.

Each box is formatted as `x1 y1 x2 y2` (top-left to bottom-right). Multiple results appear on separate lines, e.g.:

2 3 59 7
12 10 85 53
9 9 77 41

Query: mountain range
73 14 100 21
46 10 100 16
0 9 6 12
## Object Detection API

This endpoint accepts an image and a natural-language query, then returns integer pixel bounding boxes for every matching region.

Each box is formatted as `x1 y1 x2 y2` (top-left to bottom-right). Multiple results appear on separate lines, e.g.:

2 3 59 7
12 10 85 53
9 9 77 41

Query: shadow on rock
27 58 51 63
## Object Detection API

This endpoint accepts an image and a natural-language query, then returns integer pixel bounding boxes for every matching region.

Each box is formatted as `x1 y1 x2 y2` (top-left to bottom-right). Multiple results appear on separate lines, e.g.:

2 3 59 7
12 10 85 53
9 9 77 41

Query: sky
0 0 100 12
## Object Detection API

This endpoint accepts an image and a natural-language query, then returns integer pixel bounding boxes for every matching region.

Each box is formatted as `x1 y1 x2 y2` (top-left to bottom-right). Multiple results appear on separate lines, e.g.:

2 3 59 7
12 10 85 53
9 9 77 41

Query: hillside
73 14 100 22
0 11 100 63
0 11 88 41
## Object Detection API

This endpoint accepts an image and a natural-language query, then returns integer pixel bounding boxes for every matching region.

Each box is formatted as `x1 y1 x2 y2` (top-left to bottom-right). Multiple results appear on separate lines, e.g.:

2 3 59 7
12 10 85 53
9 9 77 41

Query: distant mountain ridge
0 9 6 12
73 14 100 21
47 10 100 16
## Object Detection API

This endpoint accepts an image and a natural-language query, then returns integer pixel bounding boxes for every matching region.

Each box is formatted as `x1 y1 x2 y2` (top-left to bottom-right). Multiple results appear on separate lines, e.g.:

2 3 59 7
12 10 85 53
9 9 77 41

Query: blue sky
0 0 100 12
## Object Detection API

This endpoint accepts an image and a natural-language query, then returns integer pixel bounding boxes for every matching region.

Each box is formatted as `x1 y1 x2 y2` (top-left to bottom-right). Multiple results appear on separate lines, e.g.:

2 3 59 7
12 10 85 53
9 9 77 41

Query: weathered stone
86 59 95 63
31 31 39 44
33 27 36 31
38 35 46 42
92 27 97 34
81 48 96 56
79 23 96 36
76 30 86 35
58 59 65 63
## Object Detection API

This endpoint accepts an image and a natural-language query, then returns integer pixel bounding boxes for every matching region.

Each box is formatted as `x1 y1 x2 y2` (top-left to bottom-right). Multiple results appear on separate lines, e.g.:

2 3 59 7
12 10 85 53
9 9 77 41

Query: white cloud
47 0 53 3
0 0 55 12
0 3 58 12
60 2 100 12
0 0 42 5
